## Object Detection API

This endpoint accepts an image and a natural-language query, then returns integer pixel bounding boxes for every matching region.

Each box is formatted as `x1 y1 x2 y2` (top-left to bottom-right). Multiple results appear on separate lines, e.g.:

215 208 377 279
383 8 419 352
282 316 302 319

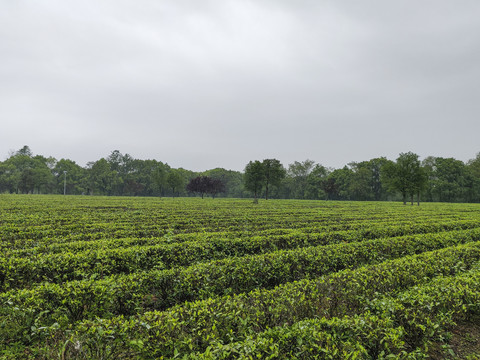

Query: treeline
0 147 246 198
1 146 480 203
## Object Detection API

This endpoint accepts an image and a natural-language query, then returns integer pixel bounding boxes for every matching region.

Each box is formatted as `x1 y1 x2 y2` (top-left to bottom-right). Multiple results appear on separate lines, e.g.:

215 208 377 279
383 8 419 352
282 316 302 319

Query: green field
1 195 480 359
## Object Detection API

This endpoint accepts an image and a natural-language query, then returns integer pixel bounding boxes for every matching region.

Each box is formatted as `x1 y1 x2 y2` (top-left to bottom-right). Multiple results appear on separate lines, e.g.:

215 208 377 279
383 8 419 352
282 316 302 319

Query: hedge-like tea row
2 216 430 257
2 197 478 251
69 315 408 360
368 264 480 351
183 265 480 360
3 220 480 291
34 242 480 358
3 197 480 359
187 317 407 360
8 217 480 259
3 227 480 336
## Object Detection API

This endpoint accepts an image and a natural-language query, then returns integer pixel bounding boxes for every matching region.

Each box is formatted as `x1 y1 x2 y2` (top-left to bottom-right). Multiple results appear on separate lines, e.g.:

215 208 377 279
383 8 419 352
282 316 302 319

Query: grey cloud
1 1 480 170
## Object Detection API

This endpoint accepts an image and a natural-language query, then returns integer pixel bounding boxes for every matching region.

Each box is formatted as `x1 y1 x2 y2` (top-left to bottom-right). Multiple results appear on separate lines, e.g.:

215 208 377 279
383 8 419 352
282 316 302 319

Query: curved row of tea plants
2 196 480 359
185 264 480 360
3 227 480 336
3 220 480 291
0 221 480 291
9 241 480 358
7 217 480 257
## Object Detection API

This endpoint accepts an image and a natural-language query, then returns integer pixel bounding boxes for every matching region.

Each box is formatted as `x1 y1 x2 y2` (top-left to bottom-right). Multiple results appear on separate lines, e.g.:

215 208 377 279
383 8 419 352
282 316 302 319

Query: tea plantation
1 195 479 359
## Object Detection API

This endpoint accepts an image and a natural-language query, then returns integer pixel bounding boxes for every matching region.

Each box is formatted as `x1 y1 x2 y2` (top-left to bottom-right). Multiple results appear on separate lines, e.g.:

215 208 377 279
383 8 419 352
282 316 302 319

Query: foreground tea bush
3 219 480 291
1 195 480 358
3 227 480 334
187 265 480 360
46 242 480 358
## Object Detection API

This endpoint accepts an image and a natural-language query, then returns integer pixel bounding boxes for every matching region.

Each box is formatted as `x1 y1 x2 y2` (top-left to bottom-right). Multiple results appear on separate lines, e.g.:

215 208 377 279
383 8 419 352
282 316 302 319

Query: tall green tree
347 163 372 200
423 157 475 202
468 152 480 179
0 147 55 194
322 177 338 200
87 158 122 195
286 159 316 199
15 145 33 157
326 167 354 200
262 159 286 200
383 152 425 205
0 162 17 193
53 159 87 195
305 164 328 200
152 163 169 196
244 160 265 202
349 158 391 201
166 170 185 198
125 159 164 196
31 155 56 193
466 153 480 202
105 150 135 195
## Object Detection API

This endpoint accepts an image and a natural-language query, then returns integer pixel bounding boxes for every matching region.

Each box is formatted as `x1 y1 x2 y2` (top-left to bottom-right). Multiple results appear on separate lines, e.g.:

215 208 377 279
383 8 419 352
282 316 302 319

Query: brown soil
428 317 480 359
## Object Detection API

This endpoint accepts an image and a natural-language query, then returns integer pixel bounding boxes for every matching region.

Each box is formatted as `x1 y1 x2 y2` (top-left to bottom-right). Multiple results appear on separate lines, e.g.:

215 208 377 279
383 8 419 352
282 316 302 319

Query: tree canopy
244 161 265 202
1 146 480 204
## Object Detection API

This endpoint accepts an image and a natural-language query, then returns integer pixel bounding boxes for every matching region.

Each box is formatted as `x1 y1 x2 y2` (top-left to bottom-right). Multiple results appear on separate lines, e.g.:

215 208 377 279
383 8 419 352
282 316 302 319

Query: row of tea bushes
3 227 480 333
28 241 480 359
186 265 480 359
3 221 480 291
3 196 480 358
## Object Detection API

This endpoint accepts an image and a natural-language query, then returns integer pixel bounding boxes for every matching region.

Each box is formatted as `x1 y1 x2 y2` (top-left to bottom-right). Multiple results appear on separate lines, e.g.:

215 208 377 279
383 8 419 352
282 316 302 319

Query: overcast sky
1 1 480 171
